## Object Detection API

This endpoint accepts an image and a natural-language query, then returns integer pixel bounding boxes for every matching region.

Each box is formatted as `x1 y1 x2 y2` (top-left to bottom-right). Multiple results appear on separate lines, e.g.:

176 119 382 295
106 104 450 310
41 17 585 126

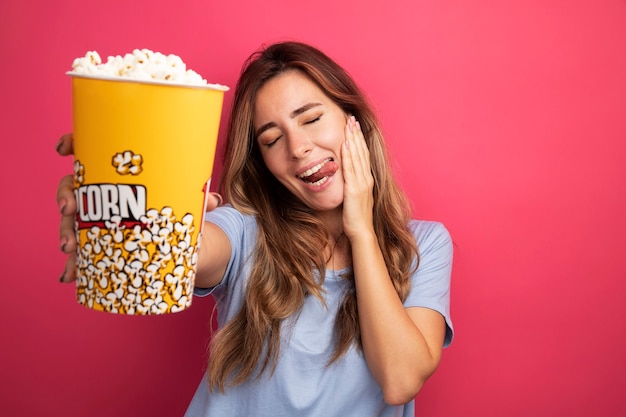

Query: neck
315 206 344 240
327 229 350 271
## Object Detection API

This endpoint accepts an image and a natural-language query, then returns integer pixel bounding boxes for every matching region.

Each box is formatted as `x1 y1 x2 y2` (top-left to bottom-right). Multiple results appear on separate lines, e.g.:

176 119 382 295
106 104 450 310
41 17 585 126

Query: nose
286 132 312 159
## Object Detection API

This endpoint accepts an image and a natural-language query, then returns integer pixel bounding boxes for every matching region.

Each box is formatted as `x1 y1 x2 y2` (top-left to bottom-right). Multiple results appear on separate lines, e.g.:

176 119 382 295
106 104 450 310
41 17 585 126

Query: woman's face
253 70 348 212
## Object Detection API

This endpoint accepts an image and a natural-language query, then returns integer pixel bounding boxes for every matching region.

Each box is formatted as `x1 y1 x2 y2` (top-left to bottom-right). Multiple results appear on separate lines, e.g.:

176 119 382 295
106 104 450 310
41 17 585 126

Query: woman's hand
56 134 78 283
341 116 375 240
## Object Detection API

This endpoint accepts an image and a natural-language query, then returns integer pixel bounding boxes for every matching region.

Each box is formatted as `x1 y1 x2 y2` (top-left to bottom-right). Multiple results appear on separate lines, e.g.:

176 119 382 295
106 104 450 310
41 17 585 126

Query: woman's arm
341 118 449 405
351 230 447 405
194 220 231 289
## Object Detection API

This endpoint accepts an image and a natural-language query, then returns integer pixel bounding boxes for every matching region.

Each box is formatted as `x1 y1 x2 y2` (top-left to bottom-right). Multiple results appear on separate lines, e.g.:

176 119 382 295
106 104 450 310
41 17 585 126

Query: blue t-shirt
185 206 453 417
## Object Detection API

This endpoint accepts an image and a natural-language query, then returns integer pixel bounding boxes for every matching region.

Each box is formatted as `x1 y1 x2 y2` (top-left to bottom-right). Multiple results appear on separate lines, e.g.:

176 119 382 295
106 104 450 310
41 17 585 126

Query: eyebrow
255 102 323 138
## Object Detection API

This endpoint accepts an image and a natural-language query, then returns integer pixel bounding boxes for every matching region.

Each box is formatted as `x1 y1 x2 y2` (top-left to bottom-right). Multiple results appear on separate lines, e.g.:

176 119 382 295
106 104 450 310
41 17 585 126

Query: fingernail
59 198 67 215
55 136 65 153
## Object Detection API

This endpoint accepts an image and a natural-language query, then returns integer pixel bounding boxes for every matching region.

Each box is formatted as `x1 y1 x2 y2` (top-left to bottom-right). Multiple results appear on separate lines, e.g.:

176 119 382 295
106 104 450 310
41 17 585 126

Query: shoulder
204 205 259 258
408 220 452 252
408 219 453 275
204 205 257 234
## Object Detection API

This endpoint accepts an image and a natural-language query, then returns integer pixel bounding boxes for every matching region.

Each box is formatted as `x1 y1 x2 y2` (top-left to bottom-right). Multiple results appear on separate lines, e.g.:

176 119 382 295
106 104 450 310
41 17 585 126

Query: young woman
57 41 453 417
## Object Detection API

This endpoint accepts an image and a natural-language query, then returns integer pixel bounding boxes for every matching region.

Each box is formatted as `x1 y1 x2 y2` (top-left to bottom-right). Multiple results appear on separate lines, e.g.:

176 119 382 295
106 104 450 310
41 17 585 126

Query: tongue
304 161 338 183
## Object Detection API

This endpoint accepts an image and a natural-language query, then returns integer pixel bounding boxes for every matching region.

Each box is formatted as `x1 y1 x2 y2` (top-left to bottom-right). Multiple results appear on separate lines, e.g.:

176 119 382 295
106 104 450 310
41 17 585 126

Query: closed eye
265 135 282 148
304 116 321 125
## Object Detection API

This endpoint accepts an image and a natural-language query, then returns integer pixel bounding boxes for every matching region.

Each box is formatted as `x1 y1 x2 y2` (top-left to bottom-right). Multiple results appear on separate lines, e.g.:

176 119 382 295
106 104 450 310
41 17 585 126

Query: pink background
1 0 625 416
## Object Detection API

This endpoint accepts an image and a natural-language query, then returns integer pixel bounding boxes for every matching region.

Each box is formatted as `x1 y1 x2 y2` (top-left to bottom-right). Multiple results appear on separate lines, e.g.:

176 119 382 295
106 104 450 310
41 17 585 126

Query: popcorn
112 151 143 175
74 156 201 315
75 208 199 315
70 48 214 87
69 50 225 315
74 160 85 188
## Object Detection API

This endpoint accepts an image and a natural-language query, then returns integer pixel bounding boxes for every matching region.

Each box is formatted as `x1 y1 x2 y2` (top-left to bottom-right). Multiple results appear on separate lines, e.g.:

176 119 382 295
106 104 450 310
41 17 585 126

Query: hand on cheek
341 116 375 238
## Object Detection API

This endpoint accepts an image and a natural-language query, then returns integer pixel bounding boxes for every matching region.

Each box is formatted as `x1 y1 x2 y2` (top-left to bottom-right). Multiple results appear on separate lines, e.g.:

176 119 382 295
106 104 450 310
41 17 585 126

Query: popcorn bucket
69 74 228 314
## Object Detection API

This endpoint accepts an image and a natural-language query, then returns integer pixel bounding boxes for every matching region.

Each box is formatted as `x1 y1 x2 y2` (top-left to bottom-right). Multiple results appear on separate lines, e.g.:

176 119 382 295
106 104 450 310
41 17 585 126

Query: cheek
314 124 345 150
260 151 284 179
329 116 348 147
330 132 346 156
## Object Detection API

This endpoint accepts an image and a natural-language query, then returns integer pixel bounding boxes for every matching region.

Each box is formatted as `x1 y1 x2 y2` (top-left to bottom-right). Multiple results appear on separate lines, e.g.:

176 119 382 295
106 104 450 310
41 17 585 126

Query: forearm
352 230 441 405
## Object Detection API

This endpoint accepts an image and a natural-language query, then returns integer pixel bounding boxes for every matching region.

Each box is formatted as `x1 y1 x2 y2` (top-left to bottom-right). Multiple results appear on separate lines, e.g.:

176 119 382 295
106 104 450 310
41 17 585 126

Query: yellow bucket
69 74 228 315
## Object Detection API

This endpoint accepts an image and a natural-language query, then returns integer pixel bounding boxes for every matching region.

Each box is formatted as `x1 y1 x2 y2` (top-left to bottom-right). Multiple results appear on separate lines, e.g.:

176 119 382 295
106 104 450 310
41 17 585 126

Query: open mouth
298 158 337 186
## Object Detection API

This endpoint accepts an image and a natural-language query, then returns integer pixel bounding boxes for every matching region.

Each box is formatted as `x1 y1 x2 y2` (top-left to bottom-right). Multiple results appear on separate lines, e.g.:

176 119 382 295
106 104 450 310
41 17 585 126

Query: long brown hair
208 41 418 391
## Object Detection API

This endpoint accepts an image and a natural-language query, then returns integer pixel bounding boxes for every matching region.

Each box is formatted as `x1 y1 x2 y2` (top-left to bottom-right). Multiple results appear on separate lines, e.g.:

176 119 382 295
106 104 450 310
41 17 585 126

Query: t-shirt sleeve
404 221 454 347
193 205 250 297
